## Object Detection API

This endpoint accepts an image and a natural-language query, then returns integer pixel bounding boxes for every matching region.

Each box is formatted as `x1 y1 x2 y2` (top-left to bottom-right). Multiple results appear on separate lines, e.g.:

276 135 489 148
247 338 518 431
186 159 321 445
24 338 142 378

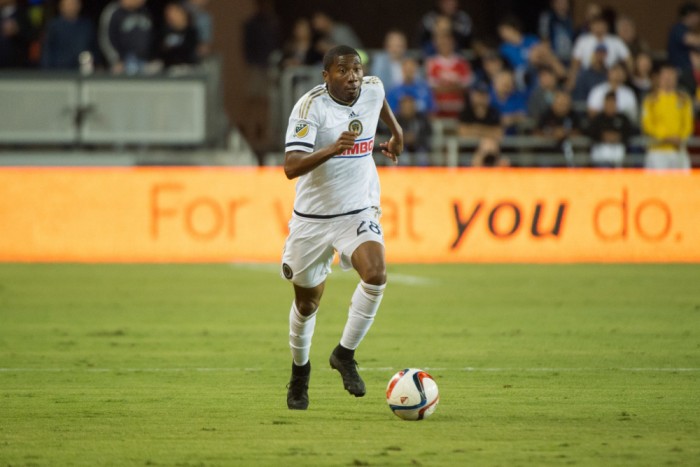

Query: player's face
324 54 363 103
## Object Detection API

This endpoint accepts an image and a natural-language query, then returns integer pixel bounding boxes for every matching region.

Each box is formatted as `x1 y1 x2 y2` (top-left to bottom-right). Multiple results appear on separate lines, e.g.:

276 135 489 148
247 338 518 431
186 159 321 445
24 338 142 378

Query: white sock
289 301 316 366
340 281 385 351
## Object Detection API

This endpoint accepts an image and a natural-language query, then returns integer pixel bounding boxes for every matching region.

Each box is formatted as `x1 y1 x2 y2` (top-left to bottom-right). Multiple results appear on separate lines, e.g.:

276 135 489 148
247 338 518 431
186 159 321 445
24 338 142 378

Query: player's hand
331 131 358 156
380 135 403 164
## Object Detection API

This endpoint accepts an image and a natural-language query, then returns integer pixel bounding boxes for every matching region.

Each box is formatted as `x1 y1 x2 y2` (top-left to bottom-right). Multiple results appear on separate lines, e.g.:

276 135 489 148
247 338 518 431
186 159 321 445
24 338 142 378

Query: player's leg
330 212 387 397
330 241 387 397
282 218 334 410
286 282 324 410
290 282 325 363
342 240 387 349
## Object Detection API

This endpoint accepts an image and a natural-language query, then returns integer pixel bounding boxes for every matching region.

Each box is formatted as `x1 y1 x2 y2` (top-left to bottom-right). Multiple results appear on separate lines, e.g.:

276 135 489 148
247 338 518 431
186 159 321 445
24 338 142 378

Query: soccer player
281 45 404 410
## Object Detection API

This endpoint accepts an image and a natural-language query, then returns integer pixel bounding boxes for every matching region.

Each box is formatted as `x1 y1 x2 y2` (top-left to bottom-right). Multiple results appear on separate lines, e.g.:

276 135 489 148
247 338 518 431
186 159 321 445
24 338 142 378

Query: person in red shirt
425 30 472 118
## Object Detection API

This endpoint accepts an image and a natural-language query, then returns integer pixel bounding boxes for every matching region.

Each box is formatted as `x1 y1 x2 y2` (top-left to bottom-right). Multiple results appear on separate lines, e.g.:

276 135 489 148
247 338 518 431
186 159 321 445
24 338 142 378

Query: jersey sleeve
285 94 321 153
362 76 386 110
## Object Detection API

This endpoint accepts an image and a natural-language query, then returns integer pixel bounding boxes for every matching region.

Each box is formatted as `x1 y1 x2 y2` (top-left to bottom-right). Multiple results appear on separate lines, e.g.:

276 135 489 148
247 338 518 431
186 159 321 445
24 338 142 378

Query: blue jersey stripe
333 152 372 159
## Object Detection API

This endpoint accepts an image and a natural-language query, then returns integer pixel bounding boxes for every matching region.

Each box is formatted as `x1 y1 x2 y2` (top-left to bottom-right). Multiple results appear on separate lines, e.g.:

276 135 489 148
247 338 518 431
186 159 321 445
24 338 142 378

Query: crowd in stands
0 0 698 169
278 0 698 169
0 0 211 74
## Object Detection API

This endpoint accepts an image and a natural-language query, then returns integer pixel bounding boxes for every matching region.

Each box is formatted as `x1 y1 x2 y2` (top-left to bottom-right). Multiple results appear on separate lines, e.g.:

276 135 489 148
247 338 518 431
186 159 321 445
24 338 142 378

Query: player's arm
284 131 358 180
379 98 404 164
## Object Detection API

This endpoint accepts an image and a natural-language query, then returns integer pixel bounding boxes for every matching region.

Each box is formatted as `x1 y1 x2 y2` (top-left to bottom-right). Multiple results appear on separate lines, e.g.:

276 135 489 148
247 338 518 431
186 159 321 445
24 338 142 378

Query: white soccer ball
386 368 439 421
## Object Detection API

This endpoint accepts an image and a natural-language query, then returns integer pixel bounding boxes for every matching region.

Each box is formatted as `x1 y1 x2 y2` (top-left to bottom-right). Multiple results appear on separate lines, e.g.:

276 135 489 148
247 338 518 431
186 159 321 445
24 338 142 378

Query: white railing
0 58 227 148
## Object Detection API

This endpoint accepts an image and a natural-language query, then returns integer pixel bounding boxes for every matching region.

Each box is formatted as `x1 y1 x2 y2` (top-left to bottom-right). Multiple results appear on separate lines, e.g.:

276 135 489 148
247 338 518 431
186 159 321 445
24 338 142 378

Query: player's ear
322 69 329 83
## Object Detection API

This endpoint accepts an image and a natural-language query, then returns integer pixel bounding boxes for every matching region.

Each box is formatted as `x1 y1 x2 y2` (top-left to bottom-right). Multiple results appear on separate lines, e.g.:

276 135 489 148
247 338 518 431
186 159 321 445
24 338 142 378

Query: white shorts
281 208 384 288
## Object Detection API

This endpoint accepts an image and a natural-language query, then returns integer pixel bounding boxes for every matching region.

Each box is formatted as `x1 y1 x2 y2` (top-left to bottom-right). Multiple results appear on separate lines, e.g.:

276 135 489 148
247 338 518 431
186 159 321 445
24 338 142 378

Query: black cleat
329 347 366 397
287 361 310 410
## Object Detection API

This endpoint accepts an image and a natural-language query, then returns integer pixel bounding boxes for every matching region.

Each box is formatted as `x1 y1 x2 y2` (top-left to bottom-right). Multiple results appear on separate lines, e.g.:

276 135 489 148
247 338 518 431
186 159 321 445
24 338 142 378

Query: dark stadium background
70 0 550 47
32 0 699 152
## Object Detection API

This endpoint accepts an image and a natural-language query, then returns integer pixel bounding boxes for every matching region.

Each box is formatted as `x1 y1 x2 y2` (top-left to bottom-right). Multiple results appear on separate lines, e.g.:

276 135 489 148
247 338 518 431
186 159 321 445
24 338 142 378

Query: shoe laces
287 374 308 395
340 358 360 376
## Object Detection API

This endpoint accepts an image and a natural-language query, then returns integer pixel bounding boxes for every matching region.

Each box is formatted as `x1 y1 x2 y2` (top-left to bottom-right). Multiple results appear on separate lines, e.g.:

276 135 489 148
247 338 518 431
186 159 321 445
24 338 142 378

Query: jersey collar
326 84 362 107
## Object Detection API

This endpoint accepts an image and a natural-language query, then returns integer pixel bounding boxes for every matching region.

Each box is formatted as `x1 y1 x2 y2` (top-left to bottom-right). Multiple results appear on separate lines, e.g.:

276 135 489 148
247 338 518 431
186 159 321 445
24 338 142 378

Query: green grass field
1 263 699 466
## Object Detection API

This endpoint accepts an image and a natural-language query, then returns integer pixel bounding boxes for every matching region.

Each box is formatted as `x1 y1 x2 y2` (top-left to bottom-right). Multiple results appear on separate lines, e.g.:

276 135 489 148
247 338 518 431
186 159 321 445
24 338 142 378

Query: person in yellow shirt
642 63 694 169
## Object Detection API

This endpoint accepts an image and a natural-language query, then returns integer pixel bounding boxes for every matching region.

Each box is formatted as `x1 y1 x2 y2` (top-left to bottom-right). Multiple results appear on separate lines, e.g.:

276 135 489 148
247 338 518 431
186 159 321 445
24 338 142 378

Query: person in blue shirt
386 57 435 116
41 0 95 70
572 44 608 102
538 0 574 64
498 16 540 91
667 2 700 94
490 69 528 135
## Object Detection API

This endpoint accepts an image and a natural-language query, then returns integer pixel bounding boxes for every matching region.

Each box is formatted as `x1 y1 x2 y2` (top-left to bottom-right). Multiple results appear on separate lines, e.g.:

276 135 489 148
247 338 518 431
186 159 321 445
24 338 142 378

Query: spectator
310 10 362 57
371 29 408 90
425 31 472 117
419 0 472 55
535 90 580 141
497 16 540 90
535 90 580 165
577 3 603 36
572 44 608 102
41 0 95 70
631 52 654 101
476 50 505 87
668 2 700 94
587 91 634 167
183 0 212 58
395 95 432 166
538 0 574 63
616 15 648 58
642 64 693 169
527 66 559 122
692 51 700 110
472 137 509 167
99 0 154 74
570 15 631 80
0 0 33 68
587 61 638 124
387 57 435 115
490 69 528 134
244 0 279 67
159 1 198 69
458 81 503 140
243 0 279 91
281 18 318 68
526 42 567 89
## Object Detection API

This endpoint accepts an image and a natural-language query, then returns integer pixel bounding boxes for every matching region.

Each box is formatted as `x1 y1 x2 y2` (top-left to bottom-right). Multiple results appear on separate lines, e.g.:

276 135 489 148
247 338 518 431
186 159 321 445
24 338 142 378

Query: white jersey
285 76 385 220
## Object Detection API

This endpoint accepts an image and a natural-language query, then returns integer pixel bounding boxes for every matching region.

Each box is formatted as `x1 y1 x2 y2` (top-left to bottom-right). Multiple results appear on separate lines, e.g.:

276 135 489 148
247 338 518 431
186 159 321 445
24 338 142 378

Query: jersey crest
349 119 363 135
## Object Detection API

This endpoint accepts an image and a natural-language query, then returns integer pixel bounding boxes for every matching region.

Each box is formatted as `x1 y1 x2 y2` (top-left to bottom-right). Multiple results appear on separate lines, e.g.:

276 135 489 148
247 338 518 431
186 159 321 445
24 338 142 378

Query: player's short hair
323 45 361 71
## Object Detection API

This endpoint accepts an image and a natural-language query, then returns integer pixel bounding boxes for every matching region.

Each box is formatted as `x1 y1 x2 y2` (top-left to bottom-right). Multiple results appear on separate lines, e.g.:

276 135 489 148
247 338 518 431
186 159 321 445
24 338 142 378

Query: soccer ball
386 368 439 421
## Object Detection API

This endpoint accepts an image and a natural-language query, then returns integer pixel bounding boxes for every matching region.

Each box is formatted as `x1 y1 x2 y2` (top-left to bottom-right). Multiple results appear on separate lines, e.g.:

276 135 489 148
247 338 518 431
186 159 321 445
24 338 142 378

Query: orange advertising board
0 167 698 263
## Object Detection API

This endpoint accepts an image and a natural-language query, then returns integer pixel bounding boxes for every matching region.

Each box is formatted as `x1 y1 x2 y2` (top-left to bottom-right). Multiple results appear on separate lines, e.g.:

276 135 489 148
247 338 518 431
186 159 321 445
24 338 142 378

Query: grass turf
0 263 699 466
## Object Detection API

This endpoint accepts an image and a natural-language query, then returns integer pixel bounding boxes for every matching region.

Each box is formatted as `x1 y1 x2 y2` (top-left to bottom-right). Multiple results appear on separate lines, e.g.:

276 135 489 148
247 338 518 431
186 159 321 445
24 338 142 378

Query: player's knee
361 266 386 286
295 298 320 317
